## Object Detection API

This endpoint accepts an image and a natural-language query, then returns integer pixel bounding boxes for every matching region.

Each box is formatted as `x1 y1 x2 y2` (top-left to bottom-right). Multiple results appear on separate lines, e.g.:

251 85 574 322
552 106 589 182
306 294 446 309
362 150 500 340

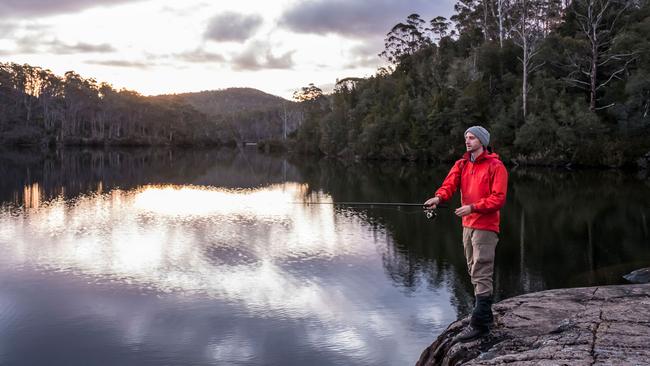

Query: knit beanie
465 126 490 147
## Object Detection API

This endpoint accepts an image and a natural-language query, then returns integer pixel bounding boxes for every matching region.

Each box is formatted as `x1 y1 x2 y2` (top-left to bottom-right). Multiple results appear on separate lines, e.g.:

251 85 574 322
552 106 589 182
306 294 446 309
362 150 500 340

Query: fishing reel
423 207 438 220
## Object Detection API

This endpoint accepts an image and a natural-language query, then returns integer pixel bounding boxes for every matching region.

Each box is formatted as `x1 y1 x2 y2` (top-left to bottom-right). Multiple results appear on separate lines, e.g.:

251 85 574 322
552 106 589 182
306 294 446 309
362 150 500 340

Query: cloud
204 12 264 43
279 0 455 39
0 22 51 42
49 40 115 54
0 0 148 18
84 59 152 68
11 35 44 54
1 22 113 55
174 49 226 63
9 36 116 55
0 21 17 38
231 41 294 71
344 42 383 68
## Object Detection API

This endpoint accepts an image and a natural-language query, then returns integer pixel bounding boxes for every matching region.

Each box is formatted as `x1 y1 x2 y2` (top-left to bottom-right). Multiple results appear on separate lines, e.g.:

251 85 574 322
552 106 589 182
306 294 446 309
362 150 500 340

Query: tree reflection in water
1 147 648 348
293 157 650 310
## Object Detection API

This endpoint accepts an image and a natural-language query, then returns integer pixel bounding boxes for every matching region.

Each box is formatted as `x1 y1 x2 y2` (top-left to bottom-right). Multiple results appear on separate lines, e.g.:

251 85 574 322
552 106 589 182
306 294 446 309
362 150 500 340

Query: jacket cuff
471 203 484 213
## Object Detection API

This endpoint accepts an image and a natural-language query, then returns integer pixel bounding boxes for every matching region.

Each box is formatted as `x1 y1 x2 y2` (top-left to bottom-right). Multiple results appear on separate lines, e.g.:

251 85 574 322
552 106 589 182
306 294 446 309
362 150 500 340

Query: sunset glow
0 0 454 98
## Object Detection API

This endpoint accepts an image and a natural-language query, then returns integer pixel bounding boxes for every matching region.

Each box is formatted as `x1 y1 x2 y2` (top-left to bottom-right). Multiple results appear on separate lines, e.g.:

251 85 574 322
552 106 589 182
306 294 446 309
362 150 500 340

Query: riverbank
416 284 650 365
4 139 650 171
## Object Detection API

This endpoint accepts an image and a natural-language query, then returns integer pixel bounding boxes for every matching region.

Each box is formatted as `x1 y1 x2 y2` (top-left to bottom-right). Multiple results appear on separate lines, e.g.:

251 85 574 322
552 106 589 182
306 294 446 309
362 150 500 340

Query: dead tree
565 0 636 111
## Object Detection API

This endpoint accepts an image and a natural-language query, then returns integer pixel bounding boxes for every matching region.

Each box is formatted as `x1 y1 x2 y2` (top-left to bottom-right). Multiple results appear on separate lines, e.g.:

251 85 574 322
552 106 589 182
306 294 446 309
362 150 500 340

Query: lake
0 147 648 366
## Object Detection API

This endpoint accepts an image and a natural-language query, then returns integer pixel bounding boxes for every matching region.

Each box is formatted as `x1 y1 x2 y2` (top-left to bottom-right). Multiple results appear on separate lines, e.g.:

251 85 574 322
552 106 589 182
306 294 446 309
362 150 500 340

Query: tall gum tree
512 0 546 120
380 14 430 64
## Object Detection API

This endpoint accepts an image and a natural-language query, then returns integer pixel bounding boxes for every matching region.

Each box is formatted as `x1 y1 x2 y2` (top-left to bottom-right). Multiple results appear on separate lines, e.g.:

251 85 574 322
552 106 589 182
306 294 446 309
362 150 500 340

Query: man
424 126 508 342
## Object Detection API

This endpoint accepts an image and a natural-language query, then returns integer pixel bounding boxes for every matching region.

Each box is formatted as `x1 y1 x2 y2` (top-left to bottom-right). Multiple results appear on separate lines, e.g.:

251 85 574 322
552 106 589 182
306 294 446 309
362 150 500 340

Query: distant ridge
165 87 294 116
155 87 303 143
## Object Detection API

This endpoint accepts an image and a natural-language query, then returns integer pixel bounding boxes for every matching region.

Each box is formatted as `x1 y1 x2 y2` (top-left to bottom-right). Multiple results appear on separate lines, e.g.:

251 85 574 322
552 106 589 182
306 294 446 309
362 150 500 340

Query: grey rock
416 284 650 366
623 267 650 284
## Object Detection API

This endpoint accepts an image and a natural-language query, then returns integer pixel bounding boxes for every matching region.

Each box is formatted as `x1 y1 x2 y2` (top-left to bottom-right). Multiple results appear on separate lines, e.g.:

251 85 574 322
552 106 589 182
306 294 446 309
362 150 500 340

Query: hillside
156 87 304 144
0 62 307 147
171 88 295 116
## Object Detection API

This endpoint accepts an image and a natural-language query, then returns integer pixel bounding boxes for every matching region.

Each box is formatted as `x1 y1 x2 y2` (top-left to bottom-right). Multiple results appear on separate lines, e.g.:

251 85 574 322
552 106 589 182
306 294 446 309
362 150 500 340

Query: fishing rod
295 201 448 220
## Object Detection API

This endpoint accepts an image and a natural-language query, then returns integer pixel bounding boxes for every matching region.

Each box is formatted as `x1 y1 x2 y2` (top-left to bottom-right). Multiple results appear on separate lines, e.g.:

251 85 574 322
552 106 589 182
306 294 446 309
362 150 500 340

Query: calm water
0 148 648 366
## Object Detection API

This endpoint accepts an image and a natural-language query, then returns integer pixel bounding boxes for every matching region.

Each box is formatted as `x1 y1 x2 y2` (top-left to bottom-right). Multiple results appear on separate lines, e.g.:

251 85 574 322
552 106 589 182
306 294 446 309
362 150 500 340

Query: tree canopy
290 0 650 167
0 63 221 147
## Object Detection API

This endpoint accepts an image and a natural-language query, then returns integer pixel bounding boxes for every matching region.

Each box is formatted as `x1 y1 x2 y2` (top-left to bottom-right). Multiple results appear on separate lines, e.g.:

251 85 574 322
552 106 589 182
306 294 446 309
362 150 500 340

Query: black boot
455 295 493 343
455 324 489 342
472 295 493 327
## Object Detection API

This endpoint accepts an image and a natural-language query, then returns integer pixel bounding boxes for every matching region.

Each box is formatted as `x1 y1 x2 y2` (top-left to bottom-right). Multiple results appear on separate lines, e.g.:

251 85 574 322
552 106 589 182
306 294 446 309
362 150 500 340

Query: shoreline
1 144 648 172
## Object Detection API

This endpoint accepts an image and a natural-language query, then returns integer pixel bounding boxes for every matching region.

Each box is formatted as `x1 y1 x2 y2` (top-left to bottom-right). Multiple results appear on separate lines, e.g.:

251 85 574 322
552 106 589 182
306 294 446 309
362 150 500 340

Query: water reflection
4 184 351 298
0 164 452 365
283 163 649 331
0 148 648 366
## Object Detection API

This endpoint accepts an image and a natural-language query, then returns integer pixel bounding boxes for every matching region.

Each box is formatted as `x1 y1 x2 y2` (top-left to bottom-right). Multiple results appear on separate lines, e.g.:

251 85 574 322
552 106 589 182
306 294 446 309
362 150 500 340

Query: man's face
465 132 483 153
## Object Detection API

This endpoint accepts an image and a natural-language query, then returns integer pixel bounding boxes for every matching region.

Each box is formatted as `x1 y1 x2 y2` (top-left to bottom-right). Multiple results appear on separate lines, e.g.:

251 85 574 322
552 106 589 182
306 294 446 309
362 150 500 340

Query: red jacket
434 150 508 233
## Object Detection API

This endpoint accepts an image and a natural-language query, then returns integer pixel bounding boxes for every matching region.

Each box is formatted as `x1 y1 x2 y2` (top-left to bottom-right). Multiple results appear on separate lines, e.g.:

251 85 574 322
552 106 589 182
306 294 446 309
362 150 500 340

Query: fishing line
292 201 448 208
292 201 447 220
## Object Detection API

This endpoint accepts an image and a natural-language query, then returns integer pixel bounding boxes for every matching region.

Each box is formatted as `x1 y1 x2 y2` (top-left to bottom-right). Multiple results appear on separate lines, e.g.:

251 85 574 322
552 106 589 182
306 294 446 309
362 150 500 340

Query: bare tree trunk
514 0 545 121
590 36 598 111
498 0 504 48
521 0 529 119
588 0 599 112
484 0 490 41
523 37 528 118
282 102 287 140
23 94 32 124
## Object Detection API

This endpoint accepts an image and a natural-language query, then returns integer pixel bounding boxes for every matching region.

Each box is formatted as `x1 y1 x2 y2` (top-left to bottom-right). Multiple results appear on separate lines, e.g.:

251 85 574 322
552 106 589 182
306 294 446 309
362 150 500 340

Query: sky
0 0 455 99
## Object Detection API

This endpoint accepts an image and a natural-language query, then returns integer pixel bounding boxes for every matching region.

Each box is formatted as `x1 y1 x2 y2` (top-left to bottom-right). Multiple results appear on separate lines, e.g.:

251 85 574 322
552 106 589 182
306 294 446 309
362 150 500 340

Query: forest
169 88 303 145
0 67 299 148
0 65 225 147
1 0 649 168
291 0 650 167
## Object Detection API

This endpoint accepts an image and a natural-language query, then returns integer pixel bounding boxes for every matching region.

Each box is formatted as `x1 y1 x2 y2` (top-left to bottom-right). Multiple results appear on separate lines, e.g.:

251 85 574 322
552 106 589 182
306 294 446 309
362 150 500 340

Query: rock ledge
416 284 650 366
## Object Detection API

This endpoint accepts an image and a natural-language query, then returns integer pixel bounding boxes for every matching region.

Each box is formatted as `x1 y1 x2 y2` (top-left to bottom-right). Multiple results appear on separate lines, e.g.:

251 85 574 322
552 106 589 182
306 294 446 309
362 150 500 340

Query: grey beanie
465 126 490 147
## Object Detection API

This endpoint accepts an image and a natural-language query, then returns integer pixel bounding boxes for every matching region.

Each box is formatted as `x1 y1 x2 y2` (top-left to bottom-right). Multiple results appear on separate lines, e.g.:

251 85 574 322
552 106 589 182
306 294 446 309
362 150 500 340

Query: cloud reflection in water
0 182 451 365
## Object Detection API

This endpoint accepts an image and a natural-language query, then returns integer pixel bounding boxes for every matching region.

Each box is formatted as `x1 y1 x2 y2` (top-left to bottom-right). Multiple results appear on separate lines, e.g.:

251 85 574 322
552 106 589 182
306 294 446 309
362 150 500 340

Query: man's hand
424 196 440 208
455 205 472 217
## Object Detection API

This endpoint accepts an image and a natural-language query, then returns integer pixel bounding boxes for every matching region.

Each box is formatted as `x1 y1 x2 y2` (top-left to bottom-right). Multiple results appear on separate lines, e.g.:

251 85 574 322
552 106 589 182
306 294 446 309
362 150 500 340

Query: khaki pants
462 227 498 296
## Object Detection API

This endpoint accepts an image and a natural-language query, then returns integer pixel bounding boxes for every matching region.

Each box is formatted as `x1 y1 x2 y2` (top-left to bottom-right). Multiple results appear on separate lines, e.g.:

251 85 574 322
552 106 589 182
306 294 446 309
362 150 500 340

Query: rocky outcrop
624 268 650 284
417 284 650 365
